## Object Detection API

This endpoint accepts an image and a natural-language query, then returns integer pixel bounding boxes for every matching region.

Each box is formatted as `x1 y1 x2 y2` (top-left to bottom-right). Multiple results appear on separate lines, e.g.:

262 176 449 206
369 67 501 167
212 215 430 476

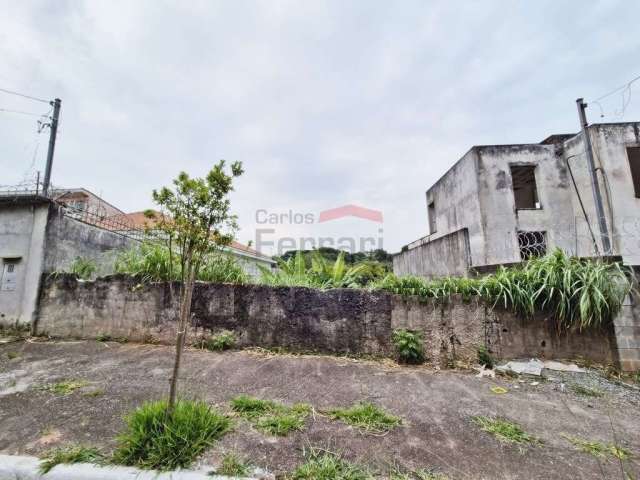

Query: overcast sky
2 1 640 254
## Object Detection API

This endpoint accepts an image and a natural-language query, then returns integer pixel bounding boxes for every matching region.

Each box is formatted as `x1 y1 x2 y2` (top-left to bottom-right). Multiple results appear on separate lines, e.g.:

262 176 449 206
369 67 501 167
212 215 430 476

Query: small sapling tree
149 160 244 410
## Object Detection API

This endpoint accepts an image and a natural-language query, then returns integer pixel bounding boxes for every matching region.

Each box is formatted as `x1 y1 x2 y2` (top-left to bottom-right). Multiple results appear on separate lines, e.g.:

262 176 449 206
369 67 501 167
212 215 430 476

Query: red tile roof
120 211 272 261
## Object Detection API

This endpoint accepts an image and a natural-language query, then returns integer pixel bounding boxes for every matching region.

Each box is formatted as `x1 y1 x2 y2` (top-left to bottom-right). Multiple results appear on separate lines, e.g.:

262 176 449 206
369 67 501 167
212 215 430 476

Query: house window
510 165 540 209
627 146 640 198
518 231 547 260
428 201 437 233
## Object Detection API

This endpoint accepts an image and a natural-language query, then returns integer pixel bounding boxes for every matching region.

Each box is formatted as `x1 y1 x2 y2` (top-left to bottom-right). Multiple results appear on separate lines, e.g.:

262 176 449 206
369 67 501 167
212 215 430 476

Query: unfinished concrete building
394 122 640 278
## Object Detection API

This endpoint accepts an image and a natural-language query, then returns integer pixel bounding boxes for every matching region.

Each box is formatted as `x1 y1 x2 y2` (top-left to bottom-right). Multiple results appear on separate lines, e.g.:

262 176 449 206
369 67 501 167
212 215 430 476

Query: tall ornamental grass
114 243 248 284
259 250 368 289
375 249 632 331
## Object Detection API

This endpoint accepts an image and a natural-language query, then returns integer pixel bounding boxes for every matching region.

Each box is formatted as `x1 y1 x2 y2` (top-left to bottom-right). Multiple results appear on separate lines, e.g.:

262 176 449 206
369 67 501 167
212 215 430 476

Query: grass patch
291 449 372 480
231 395 279 418
202 330 236 351
113 399 231 470
6 351 19 360
328 402 401 434
472 416 541 447
562 434 632 460
570 384 604 398
230 395 311 436
39 445 104 474
38 380 88 395
216 453 251 476
391 329 425 364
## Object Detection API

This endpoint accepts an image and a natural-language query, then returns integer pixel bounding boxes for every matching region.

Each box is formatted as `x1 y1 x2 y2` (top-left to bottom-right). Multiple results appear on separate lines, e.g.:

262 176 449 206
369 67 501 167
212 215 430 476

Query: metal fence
0 179 160 244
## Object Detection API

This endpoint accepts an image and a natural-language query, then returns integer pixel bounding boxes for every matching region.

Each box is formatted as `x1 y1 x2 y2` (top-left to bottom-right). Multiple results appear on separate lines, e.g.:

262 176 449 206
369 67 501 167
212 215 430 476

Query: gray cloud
2 0 640 253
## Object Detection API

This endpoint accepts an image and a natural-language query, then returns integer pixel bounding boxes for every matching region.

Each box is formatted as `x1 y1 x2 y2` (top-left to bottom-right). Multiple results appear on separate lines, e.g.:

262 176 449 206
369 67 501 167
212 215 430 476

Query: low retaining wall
34 274 621 368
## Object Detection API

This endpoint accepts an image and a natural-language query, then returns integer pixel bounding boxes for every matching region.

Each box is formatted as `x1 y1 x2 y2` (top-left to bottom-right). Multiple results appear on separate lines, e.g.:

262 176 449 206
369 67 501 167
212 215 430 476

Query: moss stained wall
35 274 619 368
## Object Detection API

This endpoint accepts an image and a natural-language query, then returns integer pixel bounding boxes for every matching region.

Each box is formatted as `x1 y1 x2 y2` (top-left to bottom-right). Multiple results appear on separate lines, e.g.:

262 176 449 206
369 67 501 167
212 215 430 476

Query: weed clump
217 453 251 476
201 330 236 351
113 399 231 470
392 329 425 364
477 346 494 368
328 402 401 434
38 380 88 395
562 434 631 460
472 416 541 448
39 445 104 474
291 449 372 480
231 395 311 436
70 257 97 280
570 384 604 398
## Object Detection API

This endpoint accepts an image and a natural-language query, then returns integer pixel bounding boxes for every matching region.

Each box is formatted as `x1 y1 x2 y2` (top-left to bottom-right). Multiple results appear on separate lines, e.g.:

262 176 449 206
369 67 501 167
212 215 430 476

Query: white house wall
0 202 49 326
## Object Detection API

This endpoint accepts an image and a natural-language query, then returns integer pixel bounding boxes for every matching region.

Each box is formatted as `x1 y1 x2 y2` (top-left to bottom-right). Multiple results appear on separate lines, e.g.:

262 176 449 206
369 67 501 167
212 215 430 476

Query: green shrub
204 330 236 351
392 329 425 364
70 257 97 279
39 445 104 474
477 346 494 368
112 399 231 470
328 402 401 434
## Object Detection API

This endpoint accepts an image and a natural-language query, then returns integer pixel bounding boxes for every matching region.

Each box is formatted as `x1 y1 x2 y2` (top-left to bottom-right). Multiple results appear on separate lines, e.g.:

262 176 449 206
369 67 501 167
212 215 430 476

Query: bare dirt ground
0 339 639 479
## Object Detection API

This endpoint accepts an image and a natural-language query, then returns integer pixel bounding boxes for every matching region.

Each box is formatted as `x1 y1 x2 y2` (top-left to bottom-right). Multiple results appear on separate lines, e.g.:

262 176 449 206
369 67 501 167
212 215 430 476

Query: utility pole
576 98 611 255
42 98 61 197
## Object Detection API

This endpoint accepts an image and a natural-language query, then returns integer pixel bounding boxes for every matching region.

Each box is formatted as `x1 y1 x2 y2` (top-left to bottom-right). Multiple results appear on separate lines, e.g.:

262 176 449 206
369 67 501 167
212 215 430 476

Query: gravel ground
0 339 639 479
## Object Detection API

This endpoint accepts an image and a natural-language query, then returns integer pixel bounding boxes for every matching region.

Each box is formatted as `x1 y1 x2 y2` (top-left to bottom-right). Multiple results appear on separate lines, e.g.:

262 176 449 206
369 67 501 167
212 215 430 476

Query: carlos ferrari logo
255 204 384 254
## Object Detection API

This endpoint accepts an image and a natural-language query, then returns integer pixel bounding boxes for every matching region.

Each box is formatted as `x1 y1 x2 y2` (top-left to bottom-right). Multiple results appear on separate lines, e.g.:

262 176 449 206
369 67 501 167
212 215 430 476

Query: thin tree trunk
168 256 195 412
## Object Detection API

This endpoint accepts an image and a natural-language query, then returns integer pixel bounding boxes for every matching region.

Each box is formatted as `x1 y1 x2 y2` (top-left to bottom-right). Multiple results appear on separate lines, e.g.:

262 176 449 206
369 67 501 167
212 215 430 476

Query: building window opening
518 231 547 260
510 165 540 209
627 146 640 198
428 201 436 234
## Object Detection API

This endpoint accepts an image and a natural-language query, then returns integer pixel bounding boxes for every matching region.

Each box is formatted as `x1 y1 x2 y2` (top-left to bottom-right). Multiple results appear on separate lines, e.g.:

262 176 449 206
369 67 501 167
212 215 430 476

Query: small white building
0 191 274 327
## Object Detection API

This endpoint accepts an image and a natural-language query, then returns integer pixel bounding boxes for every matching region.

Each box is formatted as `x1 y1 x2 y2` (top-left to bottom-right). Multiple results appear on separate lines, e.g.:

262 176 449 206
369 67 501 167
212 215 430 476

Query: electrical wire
592 74 640 103
589 74 640 119
0 86 49 103
0 107 47 117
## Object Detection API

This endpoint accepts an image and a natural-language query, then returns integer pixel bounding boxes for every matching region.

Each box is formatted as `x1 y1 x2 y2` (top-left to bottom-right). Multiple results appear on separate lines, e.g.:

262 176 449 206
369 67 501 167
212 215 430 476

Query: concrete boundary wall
393 229 471 279
33 274 632 369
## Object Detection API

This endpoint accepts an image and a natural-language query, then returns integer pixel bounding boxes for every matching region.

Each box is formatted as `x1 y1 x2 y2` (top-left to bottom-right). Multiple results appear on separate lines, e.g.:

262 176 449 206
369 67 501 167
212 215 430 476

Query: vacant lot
0 340 638 479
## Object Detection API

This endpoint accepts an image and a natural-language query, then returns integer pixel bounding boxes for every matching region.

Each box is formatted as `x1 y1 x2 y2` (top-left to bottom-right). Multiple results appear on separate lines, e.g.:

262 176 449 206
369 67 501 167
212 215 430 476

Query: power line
589 73 640 119
0 86 49 104
0 107 47 117
592 74 640 103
